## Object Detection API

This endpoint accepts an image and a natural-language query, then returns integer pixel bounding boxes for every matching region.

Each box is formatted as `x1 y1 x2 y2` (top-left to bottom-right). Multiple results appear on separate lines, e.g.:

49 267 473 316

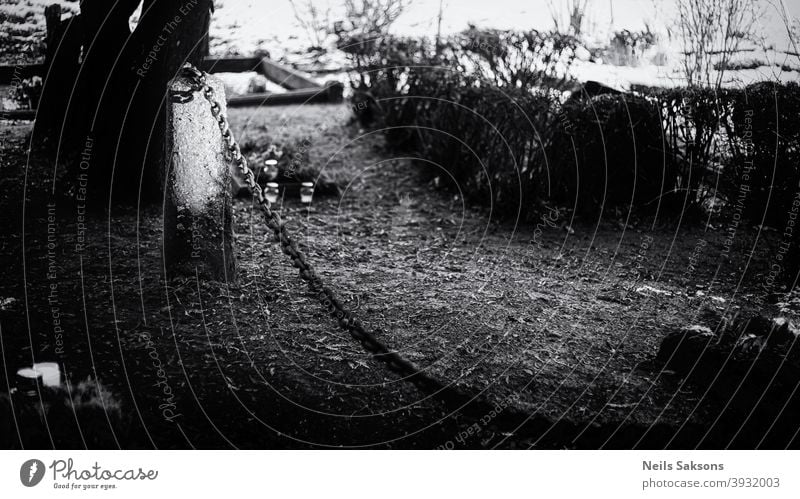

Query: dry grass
0 104 790 448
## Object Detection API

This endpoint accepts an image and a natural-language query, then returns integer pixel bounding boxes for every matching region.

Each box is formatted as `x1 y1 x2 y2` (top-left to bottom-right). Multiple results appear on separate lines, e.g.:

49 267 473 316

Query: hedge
345 33 800 225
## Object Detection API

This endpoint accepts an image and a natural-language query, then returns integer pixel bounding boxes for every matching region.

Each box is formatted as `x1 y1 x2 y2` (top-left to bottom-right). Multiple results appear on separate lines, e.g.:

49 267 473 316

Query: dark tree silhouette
35 4 83 146
37 0 213 206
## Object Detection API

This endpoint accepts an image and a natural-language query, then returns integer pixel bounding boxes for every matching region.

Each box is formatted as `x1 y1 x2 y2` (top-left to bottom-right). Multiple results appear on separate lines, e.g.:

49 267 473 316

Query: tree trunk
120 0 213 202
34 5 83 144
69 0 213 207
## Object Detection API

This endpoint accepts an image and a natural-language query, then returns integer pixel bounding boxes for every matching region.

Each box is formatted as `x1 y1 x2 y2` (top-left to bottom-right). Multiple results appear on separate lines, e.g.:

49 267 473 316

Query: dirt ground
1 103 797 449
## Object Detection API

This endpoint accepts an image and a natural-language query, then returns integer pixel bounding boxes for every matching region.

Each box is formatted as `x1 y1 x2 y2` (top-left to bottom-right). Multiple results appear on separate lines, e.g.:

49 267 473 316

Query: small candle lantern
35 362 61 387
265 182 279 203
16 367 43 397
300 182 314 204
263 159 279 181
16 363 61 396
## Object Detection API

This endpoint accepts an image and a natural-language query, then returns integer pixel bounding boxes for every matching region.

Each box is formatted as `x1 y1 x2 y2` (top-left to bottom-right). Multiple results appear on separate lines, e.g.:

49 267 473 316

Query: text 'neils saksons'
643 460 724 471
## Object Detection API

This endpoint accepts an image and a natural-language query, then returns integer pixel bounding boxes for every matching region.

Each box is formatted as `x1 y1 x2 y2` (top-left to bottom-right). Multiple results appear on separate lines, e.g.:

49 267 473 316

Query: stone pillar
163 73 235 281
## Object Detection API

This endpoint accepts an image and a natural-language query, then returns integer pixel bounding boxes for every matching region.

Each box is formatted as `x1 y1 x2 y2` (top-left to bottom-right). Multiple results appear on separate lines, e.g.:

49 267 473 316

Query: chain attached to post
175 64 474 410
172 65 589 443
164 65 614 444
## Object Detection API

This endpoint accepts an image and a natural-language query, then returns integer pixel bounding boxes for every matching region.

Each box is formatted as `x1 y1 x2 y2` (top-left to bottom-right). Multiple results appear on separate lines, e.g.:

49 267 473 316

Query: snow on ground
1 0 798 95
210 0 800 90
571 55 800 91
213 71 288 96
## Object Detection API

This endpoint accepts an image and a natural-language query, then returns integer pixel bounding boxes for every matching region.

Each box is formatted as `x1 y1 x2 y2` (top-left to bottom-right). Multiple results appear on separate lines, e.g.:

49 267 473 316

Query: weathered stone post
163 73 235 281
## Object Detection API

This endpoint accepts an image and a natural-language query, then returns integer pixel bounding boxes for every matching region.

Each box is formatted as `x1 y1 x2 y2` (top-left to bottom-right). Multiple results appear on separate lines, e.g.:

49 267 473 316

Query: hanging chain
168 64 587 443
165 64 651 445
173 64 475 410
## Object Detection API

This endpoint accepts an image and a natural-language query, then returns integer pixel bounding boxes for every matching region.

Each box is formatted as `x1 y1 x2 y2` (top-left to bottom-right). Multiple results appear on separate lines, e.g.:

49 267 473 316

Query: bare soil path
0 104 792 448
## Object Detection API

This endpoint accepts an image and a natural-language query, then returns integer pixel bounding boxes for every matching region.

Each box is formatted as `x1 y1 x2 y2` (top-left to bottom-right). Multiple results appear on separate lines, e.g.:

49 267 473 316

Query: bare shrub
675 0 763 89
456 27 578 90
288 0 335 50
546 0 591 37
341 0 410 38
605 28 658 66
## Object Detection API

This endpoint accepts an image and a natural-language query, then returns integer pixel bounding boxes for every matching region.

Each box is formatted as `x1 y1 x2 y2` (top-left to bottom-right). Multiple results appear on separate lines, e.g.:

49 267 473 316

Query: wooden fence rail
1 56 342 121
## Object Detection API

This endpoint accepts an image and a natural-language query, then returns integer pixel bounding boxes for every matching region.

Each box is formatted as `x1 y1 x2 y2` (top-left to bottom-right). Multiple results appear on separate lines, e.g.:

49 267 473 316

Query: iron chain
176 64 474 409
164 64 644 445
